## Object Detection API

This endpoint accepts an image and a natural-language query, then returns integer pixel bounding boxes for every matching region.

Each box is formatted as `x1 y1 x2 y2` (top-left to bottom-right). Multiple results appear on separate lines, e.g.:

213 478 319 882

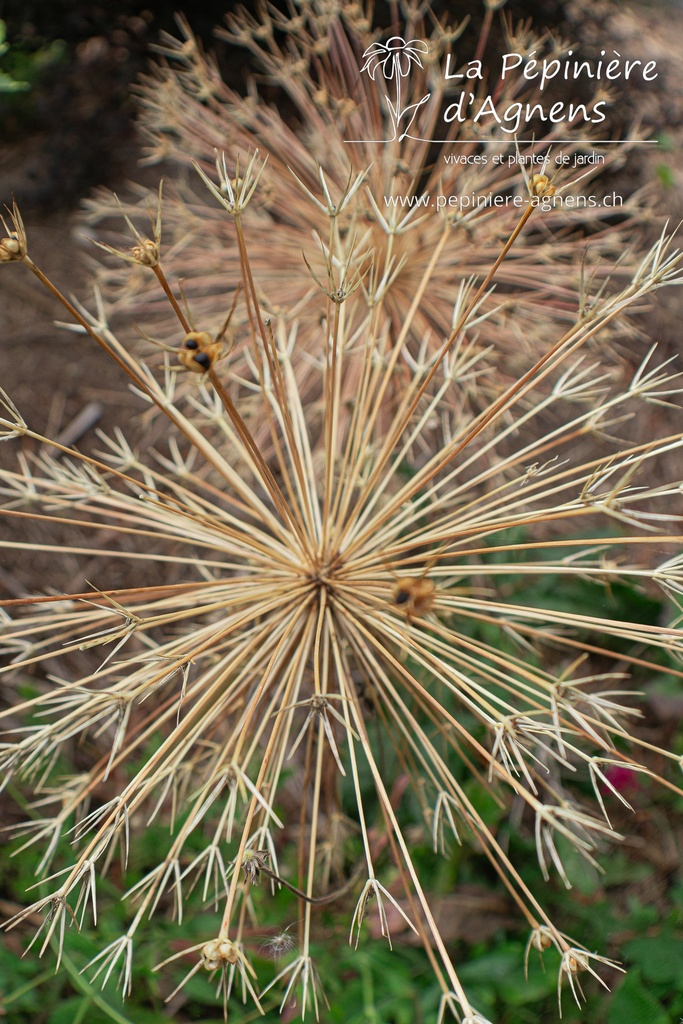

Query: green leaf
454 948 520 984
498 954 558 1005
607 968 669 1024
462 779 505 828
622 933 683 984
48 998 94 1024
0 70 30 92
601 852 653 887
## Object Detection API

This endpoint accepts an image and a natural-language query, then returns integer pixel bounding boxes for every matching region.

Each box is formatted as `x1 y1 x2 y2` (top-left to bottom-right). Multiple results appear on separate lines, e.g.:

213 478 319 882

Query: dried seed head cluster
83 2 646 418
1 8 683 1024
2 146 683 1020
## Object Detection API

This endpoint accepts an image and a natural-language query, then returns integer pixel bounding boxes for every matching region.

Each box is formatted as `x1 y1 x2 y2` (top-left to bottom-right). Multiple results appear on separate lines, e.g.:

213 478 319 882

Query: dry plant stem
305 720 325 909
150 263 191 333
119 650 303 923
474 3 495 64
207 367 309 553
0 445 299 574
322 300 342 554
379 809 452 994
328 223 452 545
25 258 152 393
338 650 472 1009
0 432 291 576
232 210 317 546
0 580 211 609
218 620 308 937
336 203 537 554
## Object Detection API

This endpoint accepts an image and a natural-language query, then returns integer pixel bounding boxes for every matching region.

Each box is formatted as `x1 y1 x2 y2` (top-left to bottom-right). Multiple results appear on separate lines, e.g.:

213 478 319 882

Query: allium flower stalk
2 155 683 1019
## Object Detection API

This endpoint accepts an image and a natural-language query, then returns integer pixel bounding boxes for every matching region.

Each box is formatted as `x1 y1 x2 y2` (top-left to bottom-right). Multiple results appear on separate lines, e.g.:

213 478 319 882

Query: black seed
184 338 199 350
394 589 410 605
194 352 211 369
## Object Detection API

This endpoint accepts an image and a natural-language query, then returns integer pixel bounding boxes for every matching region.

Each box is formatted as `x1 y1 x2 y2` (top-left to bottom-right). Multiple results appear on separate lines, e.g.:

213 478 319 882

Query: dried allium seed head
531 928 554 952
3 200 683 1021
0 234 24 261
530 173 556 198
131 238 160 266
3 6 683 1022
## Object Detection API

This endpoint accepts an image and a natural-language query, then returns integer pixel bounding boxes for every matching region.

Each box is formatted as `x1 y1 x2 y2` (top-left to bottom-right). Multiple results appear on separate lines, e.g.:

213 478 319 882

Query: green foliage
656 164 675 190
622 932 683 987
607 970 670 1024
0 20 30 93
3 736 682 1024
0 18 65 120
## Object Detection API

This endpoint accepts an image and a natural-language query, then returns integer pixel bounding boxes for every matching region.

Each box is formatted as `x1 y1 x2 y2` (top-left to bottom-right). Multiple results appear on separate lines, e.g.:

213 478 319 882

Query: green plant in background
2 4 683 1024
0 18 65 102
2 740 681 1023
0 20 30 93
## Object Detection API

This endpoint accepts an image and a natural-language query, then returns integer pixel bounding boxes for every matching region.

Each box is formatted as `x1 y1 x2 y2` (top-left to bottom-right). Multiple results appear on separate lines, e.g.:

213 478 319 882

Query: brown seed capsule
530 173 556 198
217 940 240 964
177 331 222 374
530 928 553 952
0 236 21 261
202 939 220 962
201 937 240 967
131 239 160 266
0 203 27 262
392 576 436 618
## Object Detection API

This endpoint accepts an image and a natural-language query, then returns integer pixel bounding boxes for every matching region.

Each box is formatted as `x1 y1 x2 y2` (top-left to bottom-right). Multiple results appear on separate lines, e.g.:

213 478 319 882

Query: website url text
383 192 623 212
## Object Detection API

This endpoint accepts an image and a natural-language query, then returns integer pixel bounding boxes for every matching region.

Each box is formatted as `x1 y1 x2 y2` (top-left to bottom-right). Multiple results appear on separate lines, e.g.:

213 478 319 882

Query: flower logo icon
359 36 430 141
360 36 428 80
